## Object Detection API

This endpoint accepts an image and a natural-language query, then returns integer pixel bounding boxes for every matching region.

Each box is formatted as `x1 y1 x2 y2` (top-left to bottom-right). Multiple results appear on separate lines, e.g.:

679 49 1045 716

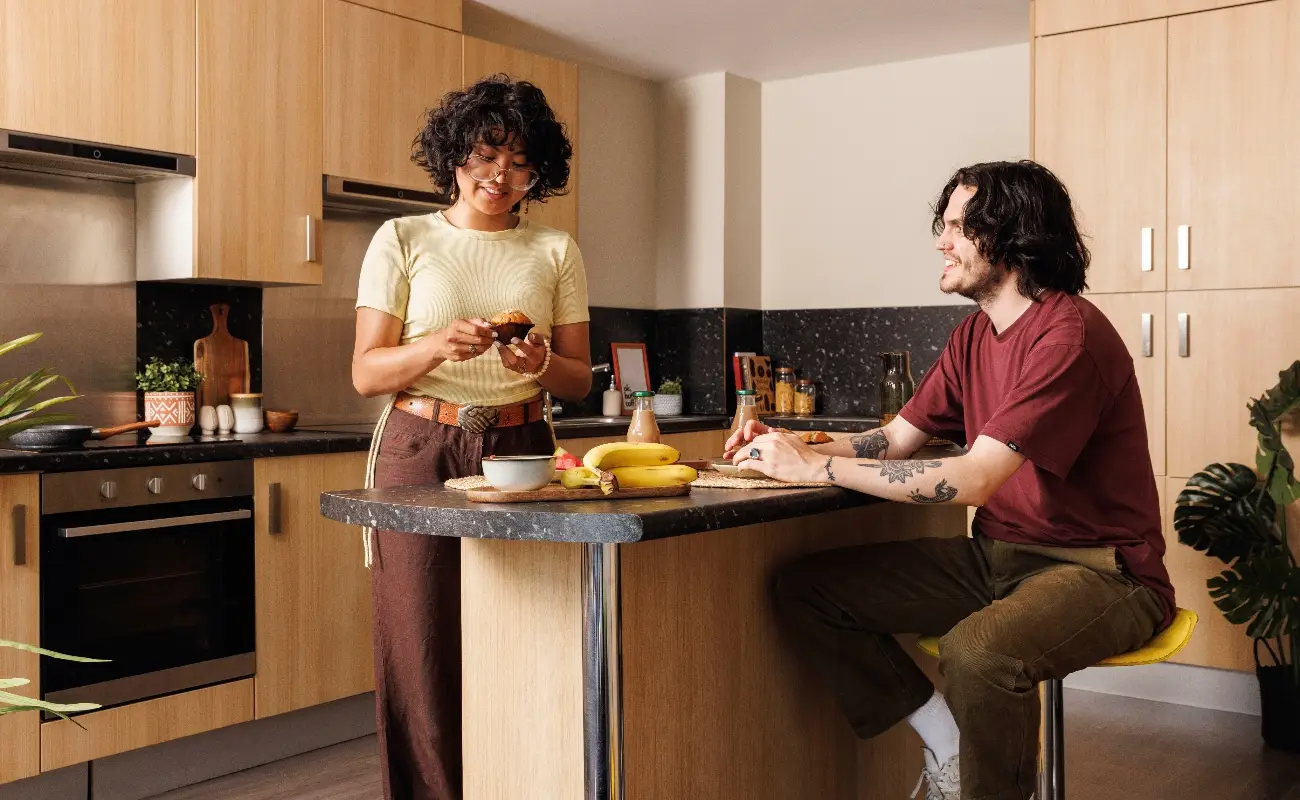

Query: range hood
323 175 448 215
0 129 195 181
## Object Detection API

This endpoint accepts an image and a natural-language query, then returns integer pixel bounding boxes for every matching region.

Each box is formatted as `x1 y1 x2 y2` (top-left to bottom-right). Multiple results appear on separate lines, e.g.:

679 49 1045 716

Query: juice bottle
626 391 661 443
732 389 759 433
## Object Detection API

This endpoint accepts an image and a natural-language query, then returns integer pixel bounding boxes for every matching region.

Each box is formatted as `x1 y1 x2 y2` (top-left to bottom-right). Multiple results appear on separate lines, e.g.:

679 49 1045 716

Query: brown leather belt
394 392 545 434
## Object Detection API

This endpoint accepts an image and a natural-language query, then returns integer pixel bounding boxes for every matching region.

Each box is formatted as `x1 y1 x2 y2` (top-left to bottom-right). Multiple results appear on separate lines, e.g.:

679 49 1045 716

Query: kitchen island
321 478 964 800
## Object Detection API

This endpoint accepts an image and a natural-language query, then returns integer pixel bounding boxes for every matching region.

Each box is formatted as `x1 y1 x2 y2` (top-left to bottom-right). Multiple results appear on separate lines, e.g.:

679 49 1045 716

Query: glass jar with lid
732 389 759 433
626 391 661 443
774 367 796 415
794 380 817 416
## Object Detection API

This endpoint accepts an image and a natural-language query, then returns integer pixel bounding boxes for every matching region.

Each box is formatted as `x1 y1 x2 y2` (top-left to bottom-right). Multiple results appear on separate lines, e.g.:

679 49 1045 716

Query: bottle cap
776 367 794 374
797 379 814 385
736 389 756 395
632 390 654 397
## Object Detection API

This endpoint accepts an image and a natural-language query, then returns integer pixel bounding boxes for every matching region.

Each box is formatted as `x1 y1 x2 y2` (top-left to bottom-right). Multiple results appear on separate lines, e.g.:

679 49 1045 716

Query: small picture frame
611 342 651 415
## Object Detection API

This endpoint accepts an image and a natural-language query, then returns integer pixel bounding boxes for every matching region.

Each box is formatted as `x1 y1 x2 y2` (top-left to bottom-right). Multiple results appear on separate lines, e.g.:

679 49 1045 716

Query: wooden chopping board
466 483 691 504
194 303 250 408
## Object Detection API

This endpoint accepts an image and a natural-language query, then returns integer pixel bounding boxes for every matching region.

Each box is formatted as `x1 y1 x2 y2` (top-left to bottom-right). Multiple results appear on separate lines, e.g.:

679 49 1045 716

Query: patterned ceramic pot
144 391 195 438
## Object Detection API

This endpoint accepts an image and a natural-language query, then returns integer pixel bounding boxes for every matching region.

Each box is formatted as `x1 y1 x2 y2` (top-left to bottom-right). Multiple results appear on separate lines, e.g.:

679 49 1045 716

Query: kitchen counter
765 414 881 433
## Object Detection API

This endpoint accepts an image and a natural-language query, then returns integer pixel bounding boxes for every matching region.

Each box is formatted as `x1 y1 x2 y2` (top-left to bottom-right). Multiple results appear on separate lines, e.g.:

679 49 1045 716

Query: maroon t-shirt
899 291 1175 627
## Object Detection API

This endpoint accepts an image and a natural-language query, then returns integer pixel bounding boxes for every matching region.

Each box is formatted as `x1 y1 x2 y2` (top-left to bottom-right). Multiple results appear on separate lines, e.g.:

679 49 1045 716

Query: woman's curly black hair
931 160 1090 298
412 74 572 208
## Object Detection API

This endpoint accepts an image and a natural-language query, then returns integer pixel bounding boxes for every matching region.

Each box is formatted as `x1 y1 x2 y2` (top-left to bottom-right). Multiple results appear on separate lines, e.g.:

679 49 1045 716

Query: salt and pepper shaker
198 405 218 435
216 404 235 435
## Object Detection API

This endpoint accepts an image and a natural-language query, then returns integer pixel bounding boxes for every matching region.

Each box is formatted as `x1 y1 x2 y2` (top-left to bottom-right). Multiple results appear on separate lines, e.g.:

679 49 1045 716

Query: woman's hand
732 432 823 483
426 319 496 363
498 332 548 374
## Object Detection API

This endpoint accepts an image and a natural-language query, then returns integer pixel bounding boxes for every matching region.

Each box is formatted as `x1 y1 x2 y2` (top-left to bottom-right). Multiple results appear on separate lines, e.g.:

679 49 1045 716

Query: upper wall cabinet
347 0 461 30
1034 0 1259 36
1034 19 1167 294
196 0 323 285
0 0 195 155
324 0 462 192
463 36 580 240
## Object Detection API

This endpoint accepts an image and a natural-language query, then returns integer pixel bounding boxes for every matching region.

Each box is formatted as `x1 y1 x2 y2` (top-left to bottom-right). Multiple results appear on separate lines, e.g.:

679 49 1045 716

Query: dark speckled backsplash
137 282 263 391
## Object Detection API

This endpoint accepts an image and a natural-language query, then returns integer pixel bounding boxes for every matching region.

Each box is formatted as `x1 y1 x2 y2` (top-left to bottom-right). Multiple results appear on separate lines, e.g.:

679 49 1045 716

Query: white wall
578 65 659 309
761 44 1030 310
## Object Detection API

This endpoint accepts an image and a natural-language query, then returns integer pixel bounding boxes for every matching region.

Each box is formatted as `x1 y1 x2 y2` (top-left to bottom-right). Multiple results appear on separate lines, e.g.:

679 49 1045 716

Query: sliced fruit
608 464 698 488
553 447 583 471
582 442 680 471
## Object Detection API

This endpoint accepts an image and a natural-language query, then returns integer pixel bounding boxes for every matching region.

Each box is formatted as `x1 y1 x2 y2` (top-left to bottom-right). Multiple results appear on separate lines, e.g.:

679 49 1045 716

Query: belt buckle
456 404 499 434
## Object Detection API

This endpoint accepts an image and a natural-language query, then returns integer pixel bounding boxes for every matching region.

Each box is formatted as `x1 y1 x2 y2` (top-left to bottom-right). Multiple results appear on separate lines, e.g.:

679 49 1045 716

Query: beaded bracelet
522 338 553 379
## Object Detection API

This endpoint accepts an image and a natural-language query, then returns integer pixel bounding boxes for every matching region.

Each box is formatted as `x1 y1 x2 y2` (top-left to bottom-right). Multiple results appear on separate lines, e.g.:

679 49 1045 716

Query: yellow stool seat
914 607 1199 666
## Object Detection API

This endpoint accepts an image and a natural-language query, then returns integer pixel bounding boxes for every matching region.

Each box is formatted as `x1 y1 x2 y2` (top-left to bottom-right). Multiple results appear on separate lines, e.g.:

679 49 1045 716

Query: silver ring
469 344 478 355
748 447 761 460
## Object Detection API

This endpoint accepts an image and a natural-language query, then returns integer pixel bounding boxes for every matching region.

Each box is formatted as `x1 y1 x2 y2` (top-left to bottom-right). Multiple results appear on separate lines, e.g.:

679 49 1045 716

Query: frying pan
7 421 160 451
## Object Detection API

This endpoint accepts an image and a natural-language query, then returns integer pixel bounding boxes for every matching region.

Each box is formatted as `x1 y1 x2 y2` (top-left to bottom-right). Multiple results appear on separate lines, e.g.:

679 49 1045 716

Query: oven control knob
146 477 164 495
192 474 208 492
100 481 118 500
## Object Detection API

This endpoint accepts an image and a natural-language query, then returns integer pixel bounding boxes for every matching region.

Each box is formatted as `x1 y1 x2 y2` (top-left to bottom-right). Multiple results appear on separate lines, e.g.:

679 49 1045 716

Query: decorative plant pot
652 394 683 417
143 391 195 438
1258 665 1300 753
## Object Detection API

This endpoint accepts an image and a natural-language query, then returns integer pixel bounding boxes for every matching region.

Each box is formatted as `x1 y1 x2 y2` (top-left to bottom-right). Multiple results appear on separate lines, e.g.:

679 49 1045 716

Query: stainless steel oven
40 461 255 714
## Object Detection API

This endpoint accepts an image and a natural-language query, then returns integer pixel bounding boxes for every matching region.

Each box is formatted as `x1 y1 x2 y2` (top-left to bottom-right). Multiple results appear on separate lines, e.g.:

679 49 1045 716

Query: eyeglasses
464 154 539 191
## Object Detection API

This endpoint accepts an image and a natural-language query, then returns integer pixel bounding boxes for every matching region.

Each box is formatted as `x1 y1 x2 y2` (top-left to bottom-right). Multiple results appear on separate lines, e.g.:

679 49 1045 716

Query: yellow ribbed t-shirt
355 212 590 407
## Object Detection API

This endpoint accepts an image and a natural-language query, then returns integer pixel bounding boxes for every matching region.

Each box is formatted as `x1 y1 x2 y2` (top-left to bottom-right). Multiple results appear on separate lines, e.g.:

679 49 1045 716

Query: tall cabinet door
1086 293 1166 475
463 36 580 240
0 0 195 154
1034 20 1167 294
1165 288 1300 478
254 452 373 718
324 0 462 191
197 0 323 285
0 474 39 785
1168 0 1300 290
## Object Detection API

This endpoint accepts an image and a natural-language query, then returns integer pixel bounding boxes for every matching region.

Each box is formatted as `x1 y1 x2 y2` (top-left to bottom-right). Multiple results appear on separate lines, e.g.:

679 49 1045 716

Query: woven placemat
444 472 830 491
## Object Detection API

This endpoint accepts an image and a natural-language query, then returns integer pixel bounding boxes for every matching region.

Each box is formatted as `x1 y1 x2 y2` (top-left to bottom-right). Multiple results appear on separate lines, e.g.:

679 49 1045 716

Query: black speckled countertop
320 482 879 544
764 415 880 433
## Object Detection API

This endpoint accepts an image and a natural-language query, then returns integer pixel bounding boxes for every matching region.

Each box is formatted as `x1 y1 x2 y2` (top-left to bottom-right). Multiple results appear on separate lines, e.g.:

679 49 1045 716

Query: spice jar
626 391 661 443
794 380 817 416
230 393 264 434
732 389 759 433
774 367 796 415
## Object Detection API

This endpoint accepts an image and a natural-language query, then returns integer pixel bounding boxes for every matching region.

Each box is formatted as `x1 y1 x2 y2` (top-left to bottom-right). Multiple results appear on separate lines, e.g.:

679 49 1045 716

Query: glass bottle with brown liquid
626 391 661 443
878 351 915 425
732 389 759 433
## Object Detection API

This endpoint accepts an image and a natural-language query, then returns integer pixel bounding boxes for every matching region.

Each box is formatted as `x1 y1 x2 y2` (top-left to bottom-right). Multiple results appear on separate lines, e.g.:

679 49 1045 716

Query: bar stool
915 607 1198 800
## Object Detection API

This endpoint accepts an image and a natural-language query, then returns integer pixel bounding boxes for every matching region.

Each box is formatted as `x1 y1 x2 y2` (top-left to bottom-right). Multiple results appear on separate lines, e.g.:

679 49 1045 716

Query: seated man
726 160 1174 800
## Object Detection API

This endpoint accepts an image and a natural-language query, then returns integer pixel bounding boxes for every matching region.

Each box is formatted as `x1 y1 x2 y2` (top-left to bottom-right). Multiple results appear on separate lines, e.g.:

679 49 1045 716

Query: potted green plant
653 377 684 417
136 357 203 438
1175 360 1300 753
0 333 79 441
1 639 105 722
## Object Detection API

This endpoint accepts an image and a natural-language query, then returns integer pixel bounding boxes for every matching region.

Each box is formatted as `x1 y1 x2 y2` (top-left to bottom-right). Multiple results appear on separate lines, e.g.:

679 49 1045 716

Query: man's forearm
816 454 987 506
811 428 896 459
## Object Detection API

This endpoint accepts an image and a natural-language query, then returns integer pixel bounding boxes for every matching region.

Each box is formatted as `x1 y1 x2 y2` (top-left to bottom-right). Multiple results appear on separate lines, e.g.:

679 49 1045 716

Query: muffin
489 310 535 343
799 430 833 445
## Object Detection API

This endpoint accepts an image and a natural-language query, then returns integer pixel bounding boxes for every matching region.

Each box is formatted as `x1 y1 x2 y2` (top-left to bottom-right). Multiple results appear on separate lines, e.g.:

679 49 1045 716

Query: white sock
908 691 960 766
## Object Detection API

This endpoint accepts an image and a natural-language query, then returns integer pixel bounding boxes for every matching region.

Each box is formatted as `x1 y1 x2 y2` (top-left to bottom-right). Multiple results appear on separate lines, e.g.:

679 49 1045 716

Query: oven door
40 496 255 713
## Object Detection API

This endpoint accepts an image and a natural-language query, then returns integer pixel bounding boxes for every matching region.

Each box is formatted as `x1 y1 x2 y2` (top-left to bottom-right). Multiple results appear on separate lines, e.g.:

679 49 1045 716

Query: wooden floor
145 689 1300 800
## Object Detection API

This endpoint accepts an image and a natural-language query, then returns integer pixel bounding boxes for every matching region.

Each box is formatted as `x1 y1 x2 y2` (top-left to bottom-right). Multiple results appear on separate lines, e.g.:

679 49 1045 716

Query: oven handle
57 509 253 538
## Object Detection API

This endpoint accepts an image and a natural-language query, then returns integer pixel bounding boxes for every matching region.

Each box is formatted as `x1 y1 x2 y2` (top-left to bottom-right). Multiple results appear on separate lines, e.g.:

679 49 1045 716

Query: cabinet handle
1140 227 1153 272
12 504 26 566
305 216 318 263
268 483 283 535
1177 225 1190 270
1177 312 1190 358
1140 313 1153 358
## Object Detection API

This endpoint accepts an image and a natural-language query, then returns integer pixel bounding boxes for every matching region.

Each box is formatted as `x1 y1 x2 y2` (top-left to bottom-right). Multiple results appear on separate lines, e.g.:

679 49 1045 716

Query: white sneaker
910 747 960 800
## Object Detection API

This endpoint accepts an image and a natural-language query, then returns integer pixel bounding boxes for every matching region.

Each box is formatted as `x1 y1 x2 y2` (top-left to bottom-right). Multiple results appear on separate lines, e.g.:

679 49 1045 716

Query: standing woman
351 75 592 800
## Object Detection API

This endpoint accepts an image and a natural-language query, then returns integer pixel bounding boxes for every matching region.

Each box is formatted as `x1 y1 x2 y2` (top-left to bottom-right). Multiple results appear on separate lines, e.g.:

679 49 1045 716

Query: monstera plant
0 333 79 440
1175 360 1300 752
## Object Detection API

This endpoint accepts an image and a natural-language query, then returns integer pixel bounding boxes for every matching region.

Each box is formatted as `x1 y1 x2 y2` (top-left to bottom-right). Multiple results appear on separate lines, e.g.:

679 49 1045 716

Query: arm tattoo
909 479 958 504
857 460 944 484
824 457 836 483
851 429 889 459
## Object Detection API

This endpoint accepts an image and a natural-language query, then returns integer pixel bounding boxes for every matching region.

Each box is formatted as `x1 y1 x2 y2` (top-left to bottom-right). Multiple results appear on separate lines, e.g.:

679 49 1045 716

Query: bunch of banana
561 442 699 493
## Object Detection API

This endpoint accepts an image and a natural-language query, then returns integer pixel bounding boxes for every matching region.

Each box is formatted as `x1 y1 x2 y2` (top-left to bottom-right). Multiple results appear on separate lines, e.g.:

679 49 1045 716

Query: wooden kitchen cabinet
463 36 580 240
1167 0 1300 291
324 0 462 191
347 0 461 30
1165 288 1300 478
196 0 322 285
253 452 373 718
1086 293 1166 475
0 474 39 785
1034 20 1167 294
0 0 195 155
1034 0 1259 36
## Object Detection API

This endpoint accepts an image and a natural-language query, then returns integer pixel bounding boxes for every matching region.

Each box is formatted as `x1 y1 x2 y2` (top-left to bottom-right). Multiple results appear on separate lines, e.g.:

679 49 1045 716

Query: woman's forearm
535 352 592 402
353 338 442 398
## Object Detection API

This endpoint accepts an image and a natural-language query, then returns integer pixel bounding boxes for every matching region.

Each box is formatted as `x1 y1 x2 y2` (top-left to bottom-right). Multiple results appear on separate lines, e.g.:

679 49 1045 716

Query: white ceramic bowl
481 455 556 492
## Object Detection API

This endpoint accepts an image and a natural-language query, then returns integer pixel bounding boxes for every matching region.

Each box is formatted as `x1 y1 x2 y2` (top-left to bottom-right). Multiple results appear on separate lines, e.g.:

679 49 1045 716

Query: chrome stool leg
1039 678 1065 800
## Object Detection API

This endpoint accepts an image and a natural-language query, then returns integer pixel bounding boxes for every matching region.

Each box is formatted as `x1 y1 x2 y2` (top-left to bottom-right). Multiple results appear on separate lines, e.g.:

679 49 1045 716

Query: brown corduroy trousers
369 407 553 800
774 533 1166 800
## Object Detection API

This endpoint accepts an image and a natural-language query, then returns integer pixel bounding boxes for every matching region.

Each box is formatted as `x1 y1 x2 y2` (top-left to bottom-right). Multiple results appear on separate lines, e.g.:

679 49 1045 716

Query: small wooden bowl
264 409 298 433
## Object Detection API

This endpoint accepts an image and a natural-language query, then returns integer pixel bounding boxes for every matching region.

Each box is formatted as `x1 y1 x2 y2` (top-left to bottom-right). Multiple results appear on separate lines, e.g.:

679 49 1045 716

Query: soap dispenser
602 378 622 416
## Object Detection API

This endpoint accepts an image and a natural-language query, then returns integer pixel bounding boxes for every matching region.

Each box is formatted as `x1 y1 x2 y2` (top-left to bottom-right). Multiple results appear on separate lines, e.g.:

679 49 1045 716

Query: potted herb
0 333 79 441
1175 360 1300 753
136 357 203 437
653 378 684 417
